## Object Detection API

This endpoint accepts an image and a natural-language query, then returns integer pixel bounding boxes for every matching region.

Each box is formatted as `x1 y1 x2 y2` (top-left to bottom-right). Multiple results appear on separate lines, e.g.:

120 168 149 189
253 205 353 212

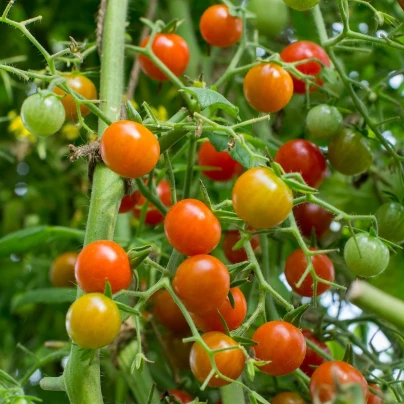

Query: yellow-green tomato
66 293 121 349
283 0 320 11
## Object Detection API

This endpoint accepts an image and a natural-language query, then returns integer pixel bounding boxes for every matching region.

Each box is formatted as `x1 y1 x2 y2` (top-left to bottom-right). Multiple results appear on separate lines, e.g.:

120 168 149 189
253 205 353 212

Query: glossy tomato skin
300 329 331 376
280 41 330 94
191 287 247 332
66 293 121 349
293 203 334 239
50 252 78 287
223 230 260 264
232 167 293 229
173 255 230 314
75 240 132 294
190 331 245 387
198 141 243 181
100 120 160 179
167 390 193 404
367 384 382 404
306 104 343 139
285 248 334 297
54 74 97 120
274 139 327 188
244 63 294 113
309 361 368 403
375 202 404 244
164 199 221 256
252 321 306 376
139 34 190 81
272 392 307 404
119 193 140 214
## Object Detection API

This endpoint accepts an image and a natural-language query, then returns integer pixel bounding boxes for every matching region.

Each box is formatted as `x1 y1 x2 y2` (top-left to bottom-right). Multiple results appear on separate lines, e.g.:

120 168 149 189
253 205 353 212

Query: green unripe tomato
283 0 319 10
375 202 404 244
21 90 65 137
248 0 289 38
344 233 390 277
306 104 343 139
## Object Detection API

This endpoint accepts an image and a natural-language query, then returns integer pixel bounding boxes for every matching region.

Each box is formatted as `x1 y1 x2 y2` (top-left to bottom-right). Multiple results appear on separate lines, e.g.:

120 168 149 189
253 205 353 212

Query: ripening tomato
190 331 245 387
50 252 78 288
164 199 221 256
375 202 404 244
300 329 330 376
200 5 242 48
54 74 97 120
166 390 193 404
66 293 121 349
398 0 404 10
198 141 243 181
280 41 330 94
284 248 334 297
309 361 368 403
272 392 307 404
222 230 260 264
306 104 343 139
232 167 293 229
173 255 230 314
283 0 319 11
252 321 306 376
293 203 334 239
139 34 190 81
367 384 383 404
244 63 294 113
191 287 247 332
274 139 327 188
119 193 140 214
75 240 132 293
100 120 160 179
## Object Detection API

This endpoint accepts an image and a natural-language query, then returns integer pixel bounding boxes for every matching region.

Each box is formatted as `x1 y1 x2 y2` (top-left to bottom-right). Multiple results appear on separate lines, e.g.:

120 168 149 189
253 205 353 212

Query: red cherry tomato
119 193 141 214
272 392 307 404
75 240 132 294
139 34 190 81
274 139 327 188
166 390 193 404
200 5 242 48
190 331 245 387
309 361 368 403
293 203 334 239
164 199 221 256
222 230 260 264
252 321 306 376
173 255 230 314
50 252 78 287
284 247 334 297
280 41 331 94
300 329 331 376
191 287 247 332
367 384 383 404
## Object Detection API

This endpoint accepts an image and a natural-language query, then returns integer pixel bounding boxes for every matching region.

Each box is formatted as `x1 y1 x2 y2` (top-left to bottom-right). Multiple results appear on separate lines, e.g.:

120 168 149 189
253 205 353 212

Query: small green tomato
306 104 343 139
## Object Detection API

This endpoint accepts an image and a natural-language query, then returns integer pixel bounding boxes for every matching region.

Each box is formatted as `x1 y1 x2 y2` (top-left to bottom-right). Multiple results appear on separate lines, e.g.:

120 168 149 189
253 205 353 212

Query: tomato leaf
217 310 231 336
283 303 309 327
125 101 142 124
228 289 235 309
104 280 113 299
232 335 258 347
128 245 152 269
342 344 356 367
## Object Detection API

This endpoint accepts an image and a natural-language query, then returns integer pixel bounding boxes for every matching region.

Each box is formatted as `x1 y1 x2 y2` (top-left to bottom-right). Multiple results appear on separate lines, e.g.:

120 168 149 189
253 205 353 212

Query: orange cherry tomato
164 199 221 256
139 34 190 81
367 384 383 404
166 390 193 404
50 252 78 287
272 392 307 404
119 193 141 214
100 120 160 179
293 203 334 239
243 63 293 113
222 230 260 264
190 331 245 387
300 329 330 376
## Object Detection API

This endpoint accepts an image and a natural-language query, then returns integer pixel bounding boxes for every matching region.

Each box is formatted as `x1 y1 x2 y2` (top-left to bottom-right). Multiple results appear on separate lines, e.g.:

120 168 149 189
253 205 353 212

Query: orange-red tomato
272 392 307 404
119 193 140 214
173 255 230 314
222 230 260 264
300 329 330 376
166 390 193 404
198 141 243 182
293 203 334 239
367 384 383 404
252 321 306 376
191 287 247 332
50 252 78 287
164 199 221 256
139 34 190 81
284 248 335 297
54 74 97 120
243 63 293 113
100 120 160 179
190 331 245 387
75 240 132 294
200 5 242 48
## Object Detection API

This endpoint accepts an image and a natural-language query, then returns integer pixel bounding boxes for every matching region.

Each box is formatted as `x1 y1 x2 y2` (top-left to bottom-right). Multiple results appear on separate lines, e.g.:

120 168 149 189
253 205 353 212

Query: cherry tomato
50 252 78 288
399 0 404 10
283 0 319 11
344 232 389 277
190 331 245 387
222 230 260 264
272 392 307 404
138 34 190 81
198 141 243 182
75 240 132 294
375 202 404 244
164 199 221 256
367 384 383 404
166 390 193 404
285 248 334 297
244 63 293 113
119 193 141 214
300 329 331 376
309 360 368 403
293 203 334 239
252 321 306 376
232 167 293 229
66 293 121 349
306 104 343 139
274 139 327 188
21 91 65 137
191 287 247 332
173 255 230 314
100 120 160 179
54 73 97 120
133 180 172 225
328 129 372 176
280 41 330 94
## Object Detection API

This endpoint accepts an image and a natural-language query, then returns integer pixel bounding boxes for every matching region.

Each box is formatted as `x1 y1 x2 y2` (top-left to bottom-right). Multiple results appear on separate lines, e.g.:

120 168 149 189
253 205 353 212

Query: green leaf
125 101 142 123
11 288 76 311
232 335 258 347
104 280 113 299
283 303 309 327
228 289 235 309
128 245 152 269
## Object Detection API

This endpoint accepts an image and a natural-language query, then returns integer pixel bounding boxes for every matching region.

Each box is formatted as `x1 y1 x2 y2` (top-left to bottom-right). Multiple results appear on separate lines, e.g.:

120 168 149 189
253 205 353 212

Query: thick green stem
220 382 246 404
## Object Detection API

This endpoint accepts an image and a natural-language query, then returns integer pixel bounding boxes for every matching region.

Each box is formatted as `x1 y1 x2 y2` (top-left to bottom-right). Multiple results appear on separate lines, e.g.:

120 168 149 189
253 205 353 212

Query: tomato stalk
220 381 246 404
